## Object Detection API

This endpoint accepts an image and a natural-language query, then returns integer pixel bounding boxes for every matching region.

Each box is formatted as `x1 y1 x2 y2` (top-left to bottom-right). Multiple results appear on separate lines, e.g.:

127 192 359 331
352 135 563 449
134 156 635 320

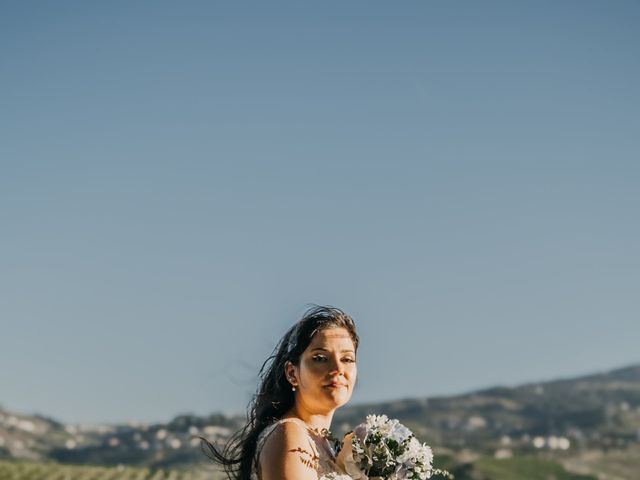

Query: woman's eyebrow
310 347 355 353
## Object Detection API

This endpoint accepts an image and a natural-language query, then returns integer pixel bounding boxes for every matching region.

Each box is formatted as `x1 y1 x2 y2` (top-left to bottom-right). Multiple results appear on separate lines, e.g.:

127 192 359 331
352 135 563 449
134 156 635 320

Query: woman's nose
328 357 344 375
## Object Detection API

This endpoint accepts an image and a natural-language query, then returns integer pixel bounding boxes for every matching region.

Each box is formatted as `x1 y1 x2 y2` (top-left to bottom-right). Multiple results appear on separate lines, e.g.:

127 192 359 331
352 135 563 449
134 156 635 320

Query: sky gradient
1 1 639 424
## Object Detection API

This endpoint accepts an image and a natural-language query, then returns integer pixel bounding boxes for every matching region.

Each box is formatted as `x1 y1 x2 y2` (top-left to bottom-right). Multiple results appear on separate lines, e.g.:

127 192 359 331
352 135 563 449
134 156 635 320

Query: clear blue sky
1 1 638 425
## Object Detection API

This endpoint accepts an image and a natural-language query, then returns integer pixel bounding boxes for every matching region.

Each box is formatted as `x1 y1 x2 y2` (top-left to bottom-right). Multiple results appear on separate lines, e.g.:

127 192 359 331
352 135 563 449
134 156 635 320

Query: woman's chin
322 388 351 407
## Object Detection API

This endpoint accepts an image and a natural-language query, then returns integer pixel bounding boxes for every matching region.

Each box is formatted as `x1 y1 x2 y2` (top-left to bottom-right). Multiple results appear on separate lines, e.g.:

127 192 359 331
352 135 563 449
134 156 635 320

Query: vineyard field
0 462 225 480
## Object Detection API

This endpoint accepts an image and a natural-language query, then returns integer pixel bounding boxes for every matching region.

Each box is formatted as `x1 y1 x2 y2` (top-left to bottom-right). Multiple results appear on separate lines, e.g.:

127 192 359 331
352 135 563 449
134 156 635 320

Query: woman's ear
284 360 297 385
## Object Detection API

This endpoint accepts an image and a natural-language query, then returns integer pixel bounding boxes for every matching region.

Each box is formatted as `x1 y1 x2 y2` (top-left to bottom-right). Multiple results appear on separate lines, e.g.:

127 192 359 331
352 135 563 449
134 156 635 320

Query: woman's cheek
303 359 324 376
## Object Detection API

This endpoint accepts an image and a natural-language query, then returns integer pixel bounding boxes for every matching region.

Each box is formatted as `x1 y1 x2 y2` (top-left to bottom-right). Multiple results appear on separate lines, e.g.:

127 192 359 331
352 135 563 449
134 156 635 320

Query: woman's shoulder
259 418 318 457
257 418 319 480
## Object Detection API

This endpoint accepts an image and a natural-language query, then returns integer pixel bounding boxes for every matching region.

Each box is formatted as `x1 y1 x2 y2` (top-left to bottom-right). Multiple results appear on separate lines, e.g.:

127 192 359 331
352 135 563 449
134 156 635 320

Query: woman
202 305 359 480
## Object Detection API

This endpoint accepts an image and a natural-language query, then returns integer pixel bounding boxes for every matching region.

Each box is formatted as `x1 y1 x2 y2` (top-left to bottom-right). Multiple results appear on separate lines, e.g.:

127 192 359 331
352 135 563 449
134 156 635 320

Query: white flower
387 419 412 444
365 414 389 429
341 414 451 480
398 437 433 466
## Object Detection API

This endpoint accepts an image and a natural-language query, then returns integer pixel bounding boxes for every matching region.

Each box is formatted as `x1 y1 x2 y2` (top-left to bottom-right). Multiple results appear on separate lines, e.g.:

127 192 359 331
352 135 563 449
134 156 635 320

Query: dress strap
256 418 310 451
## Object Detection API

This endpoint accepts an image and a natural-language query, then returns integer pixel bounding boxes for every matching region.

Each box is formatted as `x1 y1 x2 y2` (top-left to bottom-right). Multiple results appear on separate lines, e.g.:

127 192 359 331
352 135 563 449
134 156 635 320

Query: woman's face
286 327 357 414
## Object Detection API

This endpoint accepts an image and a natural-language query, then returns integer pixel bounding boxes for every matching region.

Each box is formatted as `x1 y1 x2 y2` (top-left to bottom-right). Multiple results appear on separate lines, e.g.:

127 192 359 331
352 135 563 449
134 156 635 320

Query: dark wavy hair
200 305 359 480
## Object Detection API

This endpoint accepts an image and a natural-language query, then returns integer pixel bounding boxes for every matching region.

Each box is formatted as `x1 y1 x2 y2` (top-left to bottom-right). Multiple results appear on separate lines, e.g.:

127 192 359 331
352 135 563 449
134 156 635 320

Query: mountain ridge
1 361 639 478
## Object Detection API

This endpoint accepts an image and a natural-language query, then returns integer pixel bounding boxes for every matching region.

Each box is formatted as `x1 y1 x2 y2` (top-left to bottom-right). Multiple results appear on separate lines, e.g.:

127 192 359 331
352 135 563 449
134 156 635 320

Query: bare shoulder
259 420 319 480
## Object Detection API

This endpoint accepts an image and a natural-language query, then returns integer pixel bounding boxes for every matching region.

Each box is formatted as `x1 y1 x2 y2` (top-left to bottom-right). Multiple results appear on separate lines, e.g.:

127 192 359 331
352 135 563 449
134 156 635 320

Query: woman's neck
284 405 334 432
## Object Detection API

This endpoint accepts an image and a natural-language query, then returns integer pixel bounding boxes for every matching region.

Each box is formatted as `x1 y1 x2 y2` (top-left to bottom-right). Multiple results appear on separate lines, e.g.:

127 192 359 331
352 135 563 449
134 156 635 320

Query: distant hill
0 409 68 462
334 363 640 452
1 363 639 479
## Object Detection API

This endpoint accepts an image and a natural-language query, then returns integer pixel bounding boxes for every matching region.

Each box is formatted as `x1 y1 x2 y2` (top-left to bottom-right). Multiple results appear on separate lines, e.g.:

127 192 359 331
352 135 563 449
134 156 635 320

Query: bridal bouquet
336 414 453 480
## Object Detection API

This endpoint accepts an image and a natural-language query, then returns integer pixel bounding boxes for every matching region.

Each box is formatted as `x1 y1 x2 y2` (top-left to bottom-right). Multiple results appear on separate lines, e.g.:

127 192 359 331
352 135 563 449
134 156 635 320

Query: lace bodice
252 418 353 480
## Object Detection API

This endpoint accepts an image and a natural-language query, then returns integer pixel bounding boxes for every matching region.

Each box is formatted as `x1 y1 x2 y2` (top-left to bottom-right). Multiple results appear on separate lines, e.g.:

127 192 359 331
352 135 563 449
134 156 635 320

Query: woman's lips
324 382 347 388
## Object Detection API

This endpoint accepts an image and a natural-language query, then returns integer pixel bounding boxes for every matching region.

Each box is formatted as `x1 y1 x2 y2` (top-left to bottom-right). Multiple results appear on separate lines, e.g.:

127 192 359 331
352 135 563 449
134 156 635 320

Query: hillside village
1 364 639 479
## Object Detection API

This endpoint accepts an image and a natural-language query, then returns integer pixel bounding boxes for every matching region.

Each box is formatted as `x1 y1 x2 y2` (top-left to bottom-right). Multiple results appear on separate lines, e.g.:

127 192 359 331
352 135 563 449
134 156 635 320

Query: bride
202 305 359 480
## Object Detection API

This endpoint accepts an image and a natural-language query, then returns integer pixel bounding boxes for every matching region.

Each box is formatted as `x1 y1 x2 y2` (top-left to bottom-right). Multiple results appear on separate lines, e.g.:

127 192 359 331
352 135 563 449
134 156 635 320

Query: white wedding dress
252 418 353 480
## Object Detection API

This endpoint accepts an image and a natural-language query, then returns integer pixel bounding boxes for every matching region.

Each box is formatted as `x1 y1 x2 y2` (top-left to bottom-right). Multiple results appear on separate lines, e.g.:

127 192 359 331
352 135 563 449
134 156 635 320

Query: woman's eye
311 355 355 363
